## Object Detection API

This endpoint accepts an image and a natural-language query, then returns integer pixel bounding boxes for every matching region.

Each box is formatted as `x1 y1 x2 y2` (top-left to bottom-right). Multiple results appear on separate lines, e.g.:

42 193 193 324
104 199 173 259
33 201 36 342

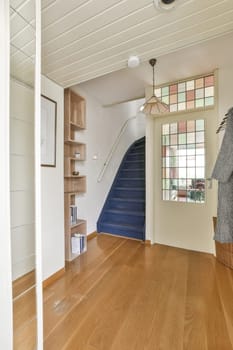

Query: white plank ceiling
10 0 35 86
41 0 233 88
10 0 233 89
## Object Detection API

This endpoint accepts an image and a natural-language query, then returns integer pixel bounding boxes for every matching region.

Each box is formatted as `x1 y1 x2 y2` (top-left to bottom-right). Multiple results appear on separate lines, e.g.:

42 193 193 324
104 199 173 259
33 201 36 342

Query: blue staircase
97 137 145 240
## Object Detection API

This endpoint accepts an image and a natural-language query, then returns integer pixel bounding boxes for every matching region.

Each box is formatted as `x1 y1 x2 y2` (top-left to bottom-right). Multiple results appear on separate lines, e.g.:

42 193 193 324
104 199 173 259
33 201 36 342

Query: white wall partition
10 80 35 280
41 75 65 281
0 0 13 348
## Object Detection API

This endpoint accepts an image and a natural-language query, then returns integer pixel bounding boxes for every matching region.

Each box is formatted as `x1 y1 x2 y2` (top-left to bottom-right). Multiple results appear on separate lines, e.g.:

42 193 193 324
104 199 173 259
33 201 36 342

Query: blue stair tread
97 137 145 241
100 222 144 231
111 197 145 203
105 209 145 216
118 178 145 181
114 186 144 191
124 160 145 163
121 168 144 171
127 151 144 155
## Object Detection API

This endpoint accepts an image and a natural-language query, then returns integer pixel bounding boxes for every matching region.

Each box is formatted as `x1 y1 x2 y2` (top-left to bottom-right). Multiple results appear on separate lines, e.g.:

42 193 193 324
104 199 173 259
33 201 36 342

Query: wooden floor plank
13 234 233 350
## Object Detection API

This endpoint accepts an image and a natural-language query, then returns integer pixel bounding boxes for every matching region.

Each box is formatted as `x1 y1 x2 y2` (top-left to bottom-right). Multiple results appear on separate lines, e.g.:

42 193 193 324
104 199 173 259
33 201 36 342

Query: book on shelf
70 205 77 225
71 233 86 255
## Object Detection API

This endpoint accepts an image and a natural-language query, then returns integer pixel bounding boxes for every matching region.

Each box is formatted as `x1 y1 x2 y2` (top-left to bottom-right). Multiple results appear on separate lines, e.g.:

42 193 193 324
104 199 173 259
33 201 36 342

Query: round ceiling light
127 55 140 68
154 0 177 11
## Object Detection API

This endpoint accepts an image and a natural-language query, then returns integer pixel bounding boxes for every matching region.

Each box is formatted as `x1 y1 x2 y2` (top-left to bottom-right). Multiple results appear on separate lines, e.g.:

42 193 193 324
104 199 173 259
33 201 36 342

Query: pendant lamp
140 58 169 115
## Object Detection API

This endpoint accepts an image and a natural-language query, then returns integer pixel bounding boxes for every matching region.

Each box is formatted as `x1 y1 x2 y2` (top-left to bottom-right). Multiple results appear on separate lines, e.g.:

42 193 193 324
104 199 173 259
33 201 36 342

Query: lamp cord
152 65 155 96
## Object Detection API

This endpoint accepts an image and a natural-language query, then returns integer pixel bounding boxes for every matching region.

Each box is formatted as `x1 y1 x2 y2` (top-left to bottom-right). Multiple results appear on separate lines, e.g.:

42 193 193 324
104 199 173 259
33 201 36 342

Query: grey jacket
212 107 233 243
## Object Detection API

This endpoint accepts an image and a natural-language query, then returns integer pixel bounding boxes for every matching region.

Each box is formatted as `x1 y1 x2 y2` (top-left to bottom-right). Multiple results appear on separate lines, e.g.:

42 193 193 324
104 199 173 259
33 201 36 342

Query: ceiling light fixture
154 0 177 11
127 55 140 68
140 58 169 115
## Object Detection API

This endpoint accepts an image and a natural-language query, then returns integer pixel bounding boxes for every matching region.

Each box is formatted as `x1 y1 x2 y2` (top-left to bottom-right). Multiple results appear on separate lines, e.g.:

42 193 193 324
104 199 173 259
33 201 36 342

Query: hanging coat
212 107 233 243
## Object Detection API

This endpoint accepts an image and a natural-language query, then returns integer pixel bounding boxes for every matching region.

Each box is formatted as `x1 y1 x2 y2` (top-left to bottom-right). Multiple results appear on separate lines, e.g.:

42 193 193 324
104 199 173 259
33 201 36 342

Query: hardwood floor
43 234 233 350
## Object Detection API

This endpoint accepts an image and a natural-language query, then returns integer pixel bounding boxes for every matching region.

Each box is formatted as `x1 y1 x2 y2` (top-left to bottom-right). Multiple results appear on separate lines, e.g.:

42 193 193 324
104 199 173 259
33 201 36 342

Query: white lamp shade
141 95 169 115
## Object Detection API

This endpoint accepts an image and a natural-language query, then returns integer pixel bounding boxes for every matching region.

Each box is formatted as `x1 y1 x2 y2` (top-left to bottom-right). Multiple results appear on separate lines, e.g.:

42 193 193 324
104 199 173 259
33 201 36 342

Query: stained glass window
155 74 214 113
162 119 205 203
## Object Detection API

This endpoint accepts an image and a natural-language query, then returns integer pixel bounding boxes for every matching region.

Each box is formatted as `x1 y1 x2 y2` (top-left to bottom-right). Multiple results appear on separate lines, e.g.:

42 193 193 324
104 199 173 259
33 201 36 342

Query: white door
152 109 218 253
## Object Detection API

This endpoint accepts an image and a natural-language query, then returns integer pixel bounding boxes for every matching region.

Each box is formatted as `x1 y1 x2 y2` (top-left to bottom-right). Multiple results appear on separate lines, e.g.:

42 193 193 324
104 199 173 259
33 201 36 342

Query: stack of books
70 205 77 225
71 233 86 255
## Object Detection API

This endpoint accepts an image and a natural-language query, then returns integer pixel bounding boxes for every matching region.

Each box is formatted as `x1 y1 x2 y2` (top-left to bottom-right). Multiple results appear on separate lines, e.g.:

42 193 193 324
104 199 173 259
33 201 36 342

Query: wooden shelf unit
64 88 87 262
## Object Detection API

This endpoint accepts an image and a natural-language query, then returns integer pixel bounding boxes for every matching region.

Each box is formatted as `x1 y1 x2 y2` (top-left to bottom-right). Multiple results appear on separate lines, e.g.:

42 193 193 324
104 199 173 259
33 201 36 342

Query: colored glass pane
179 133 186 144
196 120 204 131
205 97 214 106
178 82 185 92
186 90 195 101
178 102 186 111
162 95 169 104
186 80 194 91
195 78 204 89
205 86 214 97
170 94 177 104
187 120 195 132
162 86 169 96
165 179 170 189
187 101 194 109
187 132 195 144
170 123 177 134
196 99 204 108
178 121 186 132
195 88 204 99
170 168 178 178
170 84 177 94
196 131 204 143
170 134 177 145
178 92 186 103
170 104 178 112
169 146 177 156
162 124 169 135
205 75 214 87
170 156 178 167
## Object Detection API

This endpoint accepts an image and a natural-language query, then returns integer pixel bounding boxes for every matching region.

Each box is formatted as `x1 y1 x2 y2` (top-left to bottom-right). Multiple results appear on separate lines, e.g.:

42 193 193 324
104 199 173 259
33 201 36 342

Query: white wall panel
10 79 35 281
41 75 64 281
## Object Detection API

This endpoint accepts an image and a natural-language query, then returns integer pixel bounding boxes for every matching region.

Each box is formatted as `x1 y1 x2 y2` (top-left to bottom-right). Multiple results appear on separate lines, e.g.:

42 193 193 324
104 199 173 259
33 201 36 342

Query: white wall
70 85 145 234
41 75 64 281
10 79 35 280
218 66 233 124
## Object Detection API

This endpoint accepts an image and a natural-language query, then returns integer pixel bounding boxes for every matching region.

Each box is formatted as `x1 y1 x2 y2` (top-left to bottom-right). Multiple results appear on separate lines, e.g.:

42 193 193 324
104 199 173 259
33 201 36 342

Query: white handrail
97 116 136 182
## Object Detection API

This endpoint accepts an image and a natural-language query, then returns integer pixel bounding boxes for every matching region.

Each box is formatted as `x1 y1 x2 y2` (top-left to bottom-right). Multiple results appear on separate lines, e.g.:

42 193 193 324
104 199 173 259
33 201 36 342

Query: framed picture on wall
41 95 57 167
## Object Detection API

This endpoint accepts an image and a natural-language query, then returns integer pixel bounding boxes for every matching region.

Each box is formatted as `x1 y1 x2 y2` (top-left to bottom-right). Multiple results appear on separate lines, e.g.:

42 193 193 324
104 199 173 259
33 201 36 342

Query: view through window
162 119 205 203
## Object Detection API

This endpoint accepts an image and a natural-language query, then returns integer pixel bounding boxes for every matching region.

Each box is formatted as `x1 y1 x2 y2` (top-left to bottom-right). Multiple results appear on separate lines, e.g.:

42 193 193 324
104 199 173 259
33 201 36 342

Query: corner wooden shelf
64 88 87 262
